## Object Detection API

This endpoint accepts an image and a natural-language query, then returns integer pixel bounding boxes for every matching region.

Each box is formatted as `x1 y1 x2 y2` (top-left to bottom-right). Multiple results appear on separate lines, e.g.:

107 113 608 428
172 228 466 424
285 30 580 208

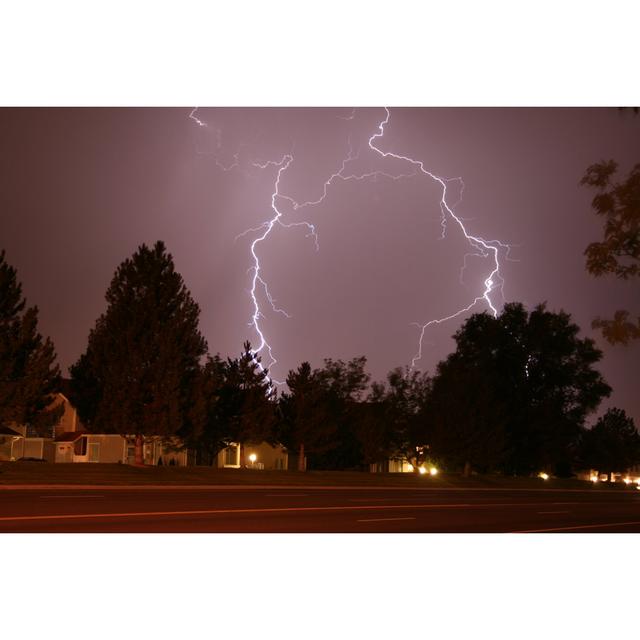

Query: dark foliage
278 357 370 470
70 241 207 441
428 303 611 475
579 408 640 475
581 122 640 344
0 250 61 435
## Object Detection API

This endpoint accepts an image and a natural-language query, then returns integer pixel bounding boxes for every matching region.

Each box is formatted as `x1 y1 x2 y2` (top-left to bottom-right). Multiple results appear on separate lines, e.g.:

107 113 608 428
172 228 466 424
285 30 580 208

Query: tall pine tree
70 241 207 464
0 250 61 435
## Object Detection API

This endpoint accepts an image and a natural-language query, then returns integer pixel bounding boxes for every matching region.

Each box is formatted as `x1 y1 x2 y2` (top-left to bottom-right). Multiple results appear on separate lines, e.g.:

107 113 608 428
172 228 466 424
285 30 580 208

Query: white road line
39 495 105 499
0 501 550 523
1 484 636 493
512 520 640 533
0 501 587 524
357 517 416 523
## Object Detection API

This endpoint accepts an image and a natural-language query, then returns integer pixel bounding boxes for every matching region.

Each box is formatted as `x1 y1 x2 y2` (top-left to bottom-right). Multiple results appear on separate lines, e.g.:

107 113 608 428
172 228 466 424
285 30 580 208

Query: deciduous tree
581 154 640 344
429 302 611 475
579 408 640 476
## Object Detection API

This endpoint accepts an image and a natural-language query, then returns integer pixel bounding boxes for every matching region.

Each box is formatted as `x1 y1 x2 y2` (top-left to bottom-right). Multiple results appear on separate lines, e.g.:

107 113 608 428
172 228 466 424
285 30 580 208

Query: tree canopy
0 250 61 435
188 343 277 465
582 157 640 344
70 241 207 462
579 408 640 475
278 357 370 470
365 367 432 469
428 302 611 475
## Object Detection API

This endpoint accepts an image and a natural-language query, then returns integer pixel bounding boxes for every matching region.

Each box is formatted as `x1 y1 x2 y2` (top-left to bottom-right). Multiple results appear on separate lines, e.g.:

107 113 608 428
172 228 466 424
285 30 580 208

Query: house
0 425 55 462
126 436 191 466
370 457 415 473
50 389 84 438
370 445 435 474
54 431 127 463
576 467 640 485
217 442 288 470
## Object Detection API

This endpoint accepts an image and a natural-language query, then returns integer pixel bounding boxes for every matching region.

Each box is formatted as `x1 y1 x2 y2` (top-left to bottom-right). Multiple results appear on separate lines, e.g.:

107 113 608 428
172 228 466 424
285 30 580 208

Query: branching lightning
190 107 513 381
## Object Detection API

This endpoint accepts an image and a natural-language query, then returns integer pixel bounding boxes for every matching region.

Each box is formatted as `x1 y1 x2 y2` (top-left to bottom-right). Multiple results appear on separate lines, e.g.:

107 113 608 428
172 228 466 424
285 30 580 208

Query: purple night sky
1 107 638 422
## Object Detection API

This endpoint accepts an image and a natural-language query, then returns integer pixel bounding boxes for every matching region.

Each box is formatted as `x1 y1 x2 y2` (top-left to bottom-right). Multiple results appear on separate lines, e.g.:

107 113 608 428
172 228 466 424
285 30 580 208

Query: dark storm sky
1 108 638 422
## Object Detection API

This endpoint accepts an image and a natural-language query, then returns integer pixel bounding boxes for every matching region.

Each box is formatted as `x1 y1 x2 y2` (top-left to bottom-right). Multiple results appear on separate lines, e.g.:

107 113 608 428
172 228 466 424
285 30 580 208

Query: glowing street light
418 466 427 475
429 467 438 476
248 453 257 464
538 472 549 480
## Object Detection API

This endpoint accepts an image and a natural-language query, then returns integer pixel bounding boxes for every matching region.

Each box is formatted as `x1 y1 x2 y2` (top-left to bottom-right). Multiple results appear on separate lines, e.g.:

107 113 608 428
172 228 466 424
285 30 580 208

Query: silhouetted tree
581 112 640 344
365 367 433 471
430 303 611 475
278 357 370 470
188 354 229 465
352 382 395 467
579 408 640 476
0 250 61 435
312 357 370 469
227 342 277 449
278 361 338 471
429 358 507 476
70 241 207 464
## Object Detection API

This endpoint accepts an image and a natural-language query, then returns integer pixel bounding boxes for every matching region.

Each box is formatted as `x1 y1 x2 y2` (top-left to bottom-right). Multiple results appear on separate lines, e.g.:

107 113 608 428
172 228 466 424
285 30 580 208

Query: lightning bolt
190 107 513 380
365 108 510 367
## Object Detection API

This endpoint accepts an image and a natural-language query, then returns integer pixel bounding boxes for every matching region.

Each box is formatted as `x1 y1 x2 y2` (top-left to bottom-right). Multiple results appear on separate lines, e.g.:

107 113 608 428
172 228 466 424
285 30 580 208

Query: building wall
0 436 21 461
0 437 54 461
123 436 189 466
52 394 83 438
217 442 288 470
89 435 126 463
55 443 74 463
370 458 414 473
23 438 55 462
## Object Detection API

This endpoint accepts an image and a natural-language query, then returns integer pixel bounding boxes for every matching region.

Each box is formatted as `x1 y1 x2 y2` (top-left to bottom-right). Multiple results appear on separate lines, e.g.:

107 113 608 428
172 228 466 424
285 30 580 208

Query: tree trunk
134 433 144 466
298 443 305 472
463 461 471 477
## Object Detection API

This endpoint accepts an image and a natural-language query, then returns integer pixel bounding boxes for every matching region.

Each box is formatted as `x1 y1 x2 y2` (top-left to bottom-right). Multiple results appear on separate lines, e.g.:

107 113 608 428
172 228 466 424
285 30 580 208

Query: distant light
248 453 257 463
429 467 438 476
418 466 427 475
407 464 414 472
590 475 598 483
538 472 549 481
624 477 632 485
636 478 640 486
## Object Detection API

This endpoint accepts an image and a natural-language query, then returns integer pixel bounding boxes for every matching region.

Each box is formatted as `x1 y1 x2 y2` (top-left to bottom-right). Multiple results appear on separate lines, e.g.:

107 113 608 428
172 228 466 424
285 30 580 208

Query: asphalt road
1 484 640 532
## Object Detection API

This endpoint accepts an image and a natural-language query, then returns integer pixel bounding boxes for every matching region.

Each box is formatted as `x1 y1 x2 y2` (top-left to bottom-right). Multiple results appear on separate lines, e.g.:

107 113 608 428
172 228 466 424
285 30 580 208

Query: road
1 484 640 532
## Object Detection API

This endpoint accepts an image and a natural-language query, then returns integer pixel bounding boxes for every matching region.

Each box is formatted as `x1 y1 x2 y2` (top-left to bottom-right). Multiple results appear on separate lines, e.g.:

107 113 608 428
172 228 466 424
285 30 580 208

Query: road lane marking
512 520 640 533
265 494 308 497
1 484 637 494
39 495 105 499
357 517 416 523
537 511 570 514
0 501 576 523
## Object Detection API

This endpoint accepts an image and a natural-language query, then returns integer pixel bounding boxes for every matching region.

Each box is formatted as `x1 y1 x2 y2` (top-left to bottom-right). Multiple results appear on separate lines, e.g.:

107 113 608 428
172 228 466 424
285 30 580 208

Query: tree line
2 242 639 476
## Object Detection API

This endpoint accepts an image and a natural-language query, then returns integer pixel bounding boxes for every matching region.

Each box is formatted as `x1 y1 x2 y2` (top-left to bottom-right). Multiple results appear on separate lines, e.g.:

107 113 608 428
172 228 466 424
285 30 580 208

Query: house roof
0 426 23 437
54 431 88 442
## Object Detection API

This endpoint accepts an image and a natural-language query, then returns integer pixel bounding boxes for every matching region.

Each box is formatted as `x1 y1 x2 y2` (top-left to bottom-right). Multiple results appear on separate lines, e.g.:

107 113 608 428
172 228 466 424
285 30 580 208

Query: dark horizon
1 107 638 422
